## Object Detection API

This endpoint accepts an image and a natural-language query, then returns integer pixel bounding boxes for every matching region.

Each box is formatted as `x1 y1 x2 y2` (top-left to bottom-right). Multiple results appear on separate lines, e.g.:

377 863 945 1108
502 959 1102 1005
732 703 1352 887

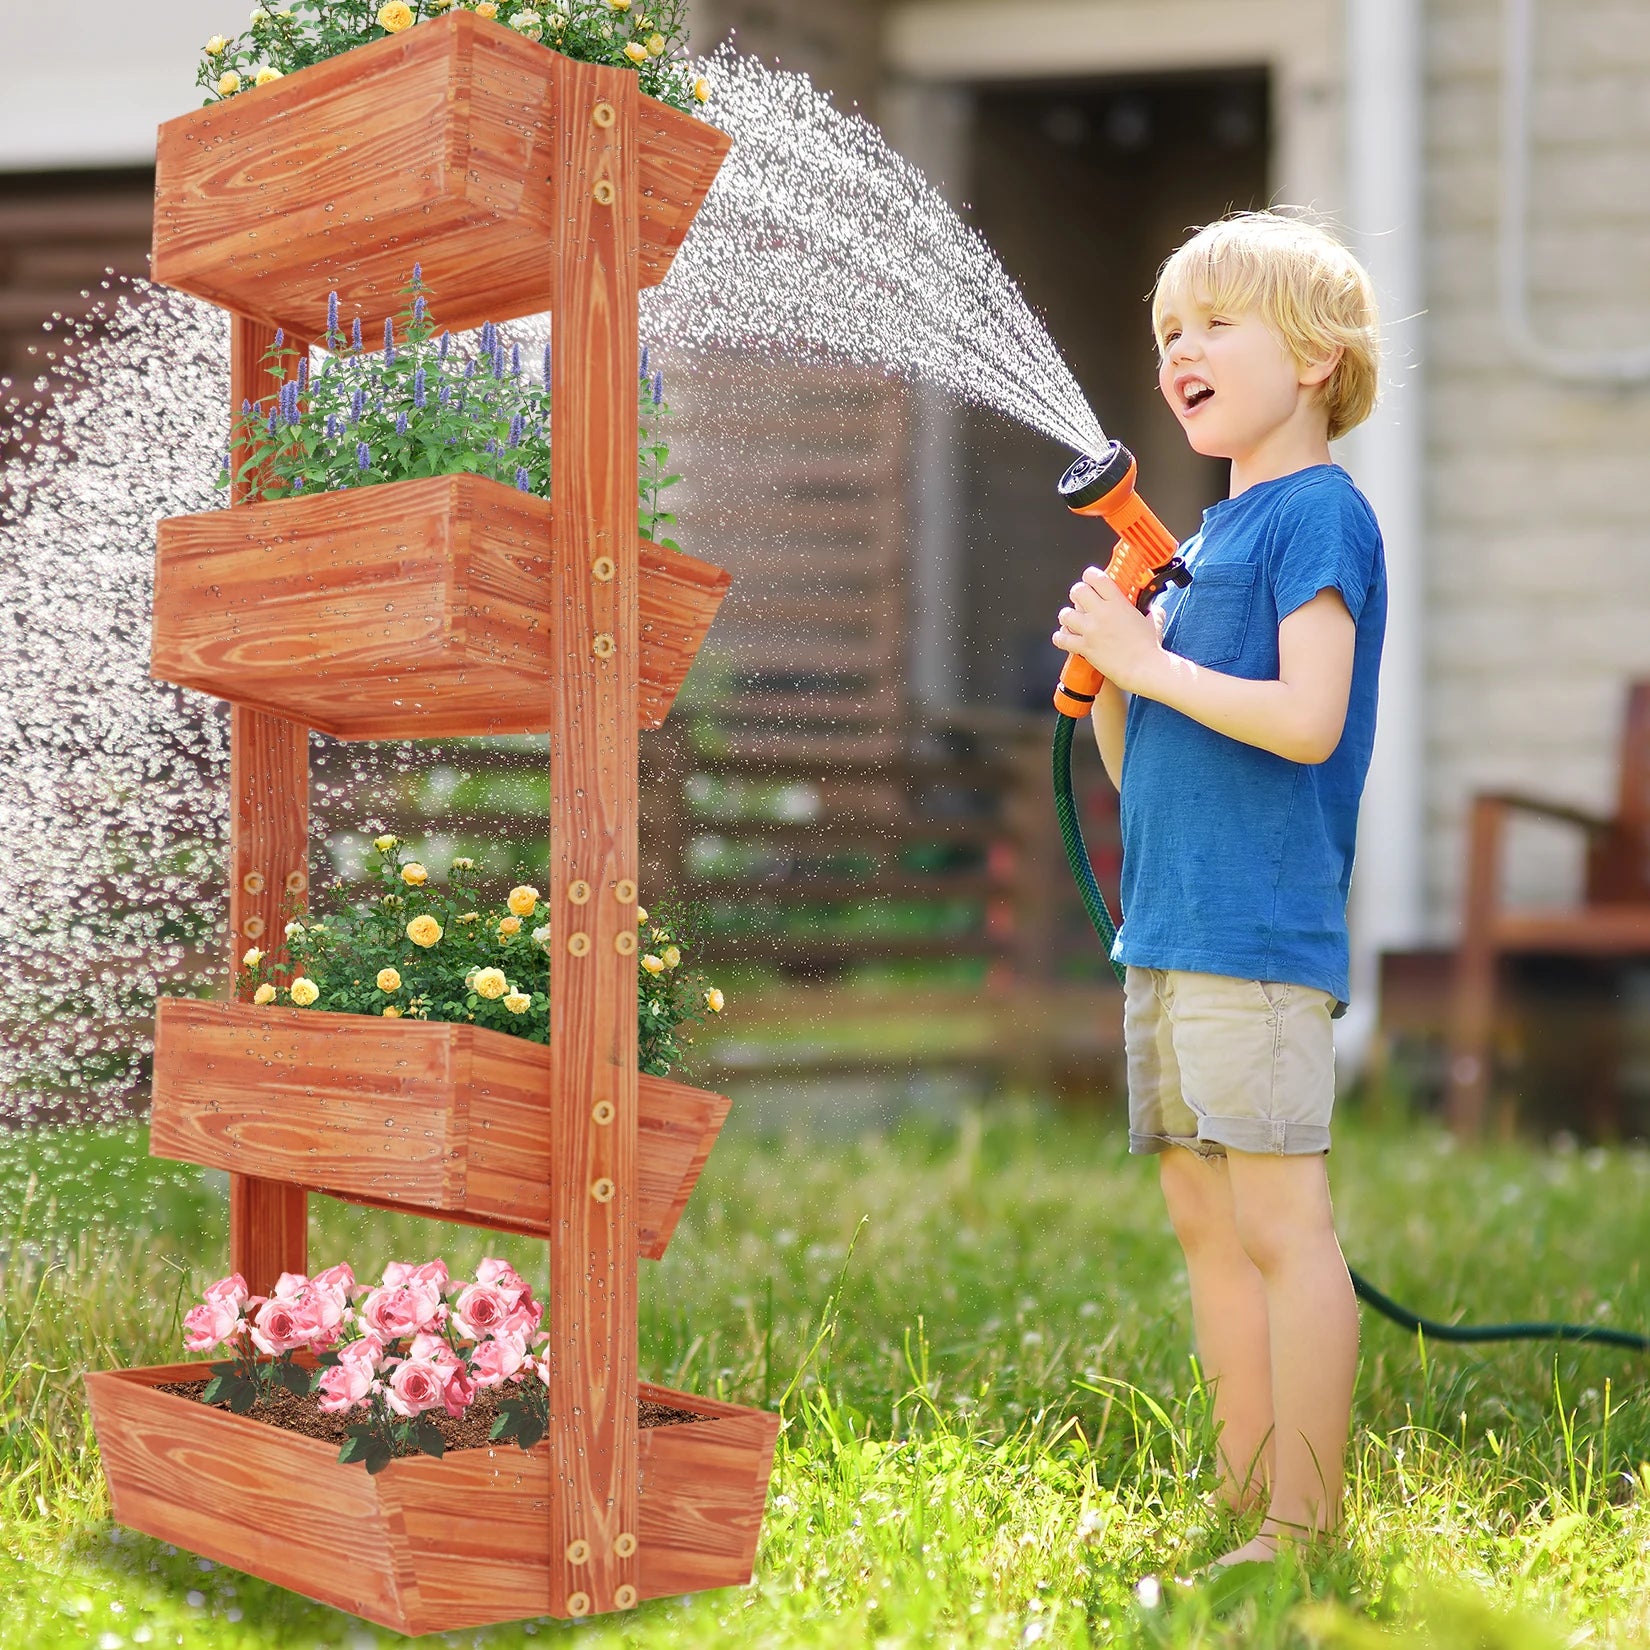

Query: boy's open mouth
1178 377 1214 412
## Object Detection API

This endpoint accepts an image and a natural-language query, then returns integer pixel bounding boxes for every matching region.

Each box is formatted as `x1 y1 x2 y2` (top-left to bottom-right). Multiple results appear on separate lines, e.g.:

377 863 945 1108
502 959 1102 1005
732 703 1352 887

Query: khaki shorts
1124 966 1337 1157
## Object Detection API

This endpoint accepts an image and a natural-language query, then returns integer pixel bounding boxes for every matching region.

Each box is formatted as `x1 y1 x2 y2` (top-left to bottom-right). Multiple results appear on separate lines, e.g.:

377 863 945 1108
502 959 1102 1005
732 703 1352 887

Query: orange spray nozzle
1052 441 1187 717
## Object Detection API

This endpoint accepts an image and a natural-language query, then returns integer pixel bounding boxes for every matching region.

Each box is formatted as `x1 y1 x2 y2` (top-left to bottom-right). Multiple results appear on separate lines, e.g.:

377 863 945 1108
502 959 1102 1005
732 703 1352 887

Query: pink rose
476 1257 529 1293
385 1357 448 1419
468 1261 542 1337
203 1273 250 1311
440 1363 474 1418
338 1333 384 1373
316 1360 373 1414
381 1259 450 1293
249 1297 309 1356
407 1332 460 1368
360 1279 444 1340
310 1262 356 1304
271 1271 310 1301
468 1331 528 1388
182 1296 242 1353
291 1289 345 1351
453 1283 512 1341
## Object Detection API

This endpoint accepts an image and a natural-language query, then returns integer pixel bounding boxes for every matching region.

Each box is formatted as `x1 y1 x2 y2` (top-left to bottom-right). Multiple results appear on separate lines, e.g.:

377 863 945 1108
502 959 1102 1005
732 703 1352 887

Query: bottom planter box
85 1361 780 1634
149 999 728 1260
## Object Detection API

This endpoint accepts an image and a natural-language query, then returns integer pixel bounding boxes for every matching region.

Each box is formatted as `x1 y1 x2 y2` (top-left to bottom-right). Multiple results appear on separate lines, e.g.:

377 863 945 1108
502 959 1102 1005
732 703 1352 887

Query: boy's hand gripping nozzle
1052 441 1190 716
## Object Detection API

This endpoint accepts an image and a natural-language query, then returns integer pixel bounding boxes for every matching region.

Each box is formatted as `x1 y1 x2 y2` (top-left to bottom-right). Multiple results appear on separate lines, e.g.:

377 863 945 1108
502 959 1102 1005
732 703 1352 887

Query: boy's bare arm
1056 573 1356 765
1091 679 1127 790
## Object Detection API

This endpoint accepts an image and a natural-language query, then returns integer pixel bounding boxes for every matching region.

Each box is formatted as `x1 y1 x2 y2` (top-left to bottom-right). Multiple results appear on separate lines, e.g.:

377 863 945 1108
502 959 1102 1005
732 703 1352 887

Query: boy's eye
1162 329 1181 346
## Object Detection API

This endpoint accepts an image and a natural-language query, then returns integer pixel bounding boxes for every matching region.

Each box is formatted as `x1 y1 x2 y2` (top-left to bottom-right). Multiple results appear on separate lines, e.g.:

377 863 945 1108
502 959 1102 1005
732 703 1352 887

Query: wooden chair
1446 680 1650 1134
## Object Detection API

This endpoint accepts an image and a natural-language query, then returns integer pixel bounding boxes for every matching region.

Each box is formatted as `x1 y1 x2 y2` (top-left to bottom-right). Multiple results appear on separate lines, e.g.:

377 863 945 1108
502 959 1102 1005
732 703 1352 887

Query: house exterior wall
1421 0 1650 932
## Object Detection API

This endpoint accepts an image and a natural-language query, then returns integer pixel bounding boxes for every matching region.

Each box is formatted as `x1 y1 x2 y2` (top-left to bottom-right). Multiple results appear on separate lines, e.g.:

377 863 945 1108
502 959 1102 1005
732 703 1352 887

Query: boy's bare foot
1209 1529 1278 1568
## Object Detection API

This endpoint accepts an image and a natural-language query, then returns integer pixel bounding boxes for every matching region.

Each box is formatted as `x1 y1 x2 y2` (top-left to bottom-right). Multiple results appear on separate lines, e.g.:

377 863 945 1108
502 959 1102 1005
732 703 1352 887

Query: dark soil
157 1378 704 1453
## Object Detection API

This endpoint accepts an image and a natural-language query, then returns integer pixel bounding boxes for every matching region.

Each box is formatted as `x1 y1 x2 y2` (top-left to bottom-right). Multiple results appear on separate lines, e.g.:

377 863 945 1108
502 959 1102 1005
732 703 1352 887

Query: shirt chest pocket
1166 562 1258 668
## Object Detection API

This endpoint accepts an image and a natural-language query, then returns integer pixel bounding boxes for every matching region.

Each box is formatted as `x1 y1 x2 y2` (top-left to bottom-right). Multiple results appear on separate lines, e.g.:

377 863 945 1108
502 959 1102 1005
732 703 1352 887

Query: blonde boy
1053 210 1384 1567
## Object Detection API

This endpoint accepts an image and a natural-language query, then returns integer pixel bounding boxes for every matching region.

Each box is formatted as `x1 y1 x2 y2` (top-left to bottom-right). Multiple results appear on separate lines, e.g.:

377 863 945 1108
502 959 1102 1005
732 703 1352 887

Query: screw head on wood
592 179 616 206
614 1585 638 1609
241 870 267 895
568 879 592 905
592 1099 615 1126
592 555 616 583
591 632 616 659
242 915 266 939
592 101 616 128
565 1538 591 1565
614 931 637 956
286 869 309 894
613 1532 638 1558
615 878 638 904
567 1591 592 1617
567 931 591 957
591 1177 616 1204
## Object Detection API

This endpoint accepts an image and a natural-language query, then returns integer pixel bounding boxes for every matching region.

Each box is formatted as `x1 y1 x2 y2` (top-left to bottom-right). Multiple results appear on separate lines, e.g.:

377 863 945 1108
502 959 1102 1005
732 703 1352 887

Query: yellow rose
606 0 630 9
376 967 401 993
217 71 242 95
242 946 265 968
635 906 648 925
457 911 480 924
374 834 398 851
693 76 711 103
662 945 681 969
205 35 227 54
407 915 443 948
623 40 647 62
705 987 724 1014
252 983 277 1006
474 0 498 15
640 953 665 976
254 65 283 86
507 885 539 917
497 915 522 937
473 967 509 1000
377 1 415 30
289 977 319 1007
383 1005 403 1019
451 856 474 871
401 862 428 886
646 32 665 54
504 992 531 1014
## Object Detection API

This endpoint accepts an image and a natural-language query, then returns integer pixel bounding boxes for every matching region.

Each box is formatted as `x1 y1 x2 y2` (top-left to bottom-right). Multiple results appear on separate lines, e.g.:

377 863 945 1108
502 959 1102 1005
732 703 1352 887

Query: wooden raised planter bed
150 474 731 738
87 1361 779 1636
151 8 731 337
149 998 728 1259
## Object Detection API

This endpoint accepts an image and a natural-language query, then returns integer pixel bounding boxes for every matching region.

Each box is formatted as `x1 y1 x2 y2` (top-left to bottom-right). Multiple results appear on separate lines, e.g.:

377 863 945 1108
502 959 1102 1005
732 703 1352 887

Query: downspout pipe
1341 0 1427 1074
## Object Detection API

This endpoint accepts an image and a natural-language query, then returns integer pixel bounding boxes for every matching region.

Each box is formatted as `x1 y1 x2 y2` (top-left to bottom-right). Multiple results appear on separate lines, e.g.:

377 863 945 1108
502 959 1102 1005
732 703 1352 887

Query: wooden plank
150 477 728 740
148 1000 728 1262
150 12 728 339
545 55 640 1618
228 313 313 1294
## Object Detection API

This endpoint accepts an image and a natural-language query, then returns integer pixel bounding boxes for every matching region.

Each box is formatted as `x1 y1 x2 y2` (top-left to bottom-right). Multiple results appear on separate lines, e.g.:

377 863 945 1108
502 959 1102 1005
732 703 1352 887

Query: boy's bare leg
1218 1149 1359 1563
1157 1149 1274 1511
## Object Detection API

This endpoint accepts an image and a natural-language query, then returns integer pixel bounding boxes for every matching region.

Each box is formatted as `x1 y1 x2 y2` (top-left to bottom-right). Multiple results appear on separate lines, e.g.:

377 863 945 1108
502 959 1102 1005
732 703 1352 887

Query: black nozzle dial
1057 441 1134 512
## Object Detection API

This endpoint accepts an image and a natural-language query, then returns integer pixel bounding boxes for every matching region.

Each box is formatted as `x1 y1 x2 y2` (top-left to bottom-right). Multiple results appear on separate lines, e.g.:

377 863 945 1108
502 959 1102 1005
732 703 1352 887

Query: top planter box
151 12 731 337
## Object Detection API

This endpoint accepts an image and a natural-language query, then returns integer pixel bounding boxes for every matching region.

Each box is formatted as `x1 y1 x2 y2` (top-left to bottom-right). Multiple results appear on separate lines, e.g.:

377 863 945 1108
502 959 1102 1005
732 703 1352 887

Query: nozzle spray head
1057 441 1137 517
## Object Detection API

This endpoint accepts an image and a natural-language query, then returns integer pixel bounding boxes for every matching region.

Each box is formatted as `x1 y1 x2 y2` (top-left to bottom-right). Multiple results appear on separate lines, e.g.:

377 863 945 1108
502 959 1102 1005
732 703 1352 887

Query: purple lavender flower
298 356 309 391
273 328 284 349
413 262 422 284
465 359 477 379
413 366 426 409
484 438 499 456
326 412 339 439
350 386 365 424
515 466 531 491
327 291 339 338
480 321 495 355
412 295 425 324
439 331 451 362
352 316 363 351
383 317 395 366
492 345 506 380
639 342 649 379
241 398 253 415
542 343 551 387
266 408 278 437
293 475 306 493
651 370 663 406
357 441 371 471
439 383 452 405
511 342 522 378
219 453 230 475
508 412 523 448
395 410 409 435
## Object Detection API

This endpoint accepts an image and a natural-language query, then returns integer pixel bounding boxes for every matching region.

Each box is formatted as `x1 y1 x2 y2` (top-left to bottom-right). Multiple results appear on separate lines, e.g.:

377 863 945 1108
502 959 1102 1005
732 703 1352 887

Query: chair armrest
1477 791 1616 834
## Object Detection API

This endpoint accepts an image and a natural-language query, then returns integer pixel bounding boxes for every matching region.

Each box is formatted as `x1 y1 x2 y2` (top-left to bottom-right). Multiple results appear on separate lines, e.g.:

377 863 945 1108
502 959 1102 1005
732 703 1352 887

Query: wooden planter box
150 475 731 738
151 10 731 338
150 999 728 1261
86 1361 779 1634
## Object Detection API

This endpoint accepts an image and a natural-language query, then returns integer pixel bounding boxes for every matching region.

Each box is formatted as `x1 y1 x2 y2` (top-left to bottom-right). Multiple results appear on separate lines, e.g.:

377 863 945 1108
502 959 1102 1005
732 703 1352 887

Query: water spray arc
1048 451 1649 1356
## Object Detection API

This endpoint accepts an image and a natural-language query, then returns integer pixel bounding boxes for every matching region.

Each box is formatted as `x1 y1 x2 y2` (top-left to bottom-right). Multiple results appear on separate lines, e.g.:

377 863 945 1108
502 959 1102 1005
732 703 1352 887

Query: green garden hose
1051 709 1649 1354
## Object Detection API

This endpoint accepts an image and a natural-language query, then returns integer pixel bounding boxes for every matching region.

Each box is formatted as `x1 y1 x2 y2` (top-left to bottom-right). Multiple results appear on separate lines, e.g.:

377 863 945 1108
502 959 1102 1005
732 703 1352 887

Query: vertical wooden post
1445 794 1503 1136
545 60 640 1618
227 315 311 1292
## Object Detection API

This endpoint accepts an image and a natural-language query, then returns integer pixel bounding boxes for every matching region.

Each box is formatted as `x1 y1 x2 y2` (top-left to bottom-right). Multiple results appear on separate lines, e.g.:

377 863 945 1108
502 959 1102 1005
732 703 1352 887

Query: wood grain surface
227 314 313 1294
149 998 729 1261
86 1363 777 1635
151 12 730 339
543 54 640 1618
150 475 729 739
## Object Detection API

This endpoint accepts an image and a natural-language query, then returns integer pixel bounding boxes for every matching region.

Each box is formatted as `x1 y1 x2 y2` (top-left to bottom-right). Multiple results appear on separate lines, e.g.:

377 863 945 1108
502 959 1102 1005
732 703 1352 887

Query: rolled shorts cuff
1129 1119 1330 1157
1129 1130 1222 1158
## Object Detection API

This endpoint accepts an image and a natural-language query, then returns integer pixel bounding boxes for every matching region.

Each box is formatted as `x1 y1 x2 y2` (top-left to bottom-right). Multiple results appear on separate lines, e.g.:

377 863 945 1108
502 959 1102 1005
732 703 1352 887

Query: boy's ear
1299 343 1344 389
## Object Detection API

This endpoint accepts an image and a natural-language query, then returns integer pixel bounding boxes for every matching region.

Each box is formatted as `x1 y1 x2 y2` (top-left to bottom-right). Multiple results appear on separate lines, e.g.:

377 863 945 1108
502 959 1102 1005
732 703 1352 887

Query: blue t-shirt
1114 463 1386 1011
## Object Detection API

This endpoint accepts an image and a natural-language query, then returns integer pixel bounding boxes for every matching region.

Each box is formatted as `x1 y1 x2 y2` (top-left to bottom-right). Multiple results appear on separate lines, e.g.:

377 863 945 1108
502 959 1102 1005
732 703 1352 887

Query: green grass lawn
2 1098 1649 1648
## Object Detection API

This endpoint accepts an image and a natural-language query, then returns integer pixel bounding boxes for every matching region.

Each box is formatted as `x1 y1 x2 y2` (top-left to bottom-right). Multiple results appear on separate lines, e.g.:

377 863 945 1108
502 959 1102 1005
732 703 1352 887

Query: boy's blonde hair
1151 210 1380 442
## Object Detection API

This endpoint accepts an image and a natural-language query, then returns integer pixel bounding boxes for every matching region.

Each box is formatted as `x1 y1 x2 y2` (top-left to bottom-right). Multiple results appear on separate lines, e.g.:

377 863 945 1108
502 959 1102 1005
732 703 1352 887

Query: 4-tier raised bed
82 14 778 1633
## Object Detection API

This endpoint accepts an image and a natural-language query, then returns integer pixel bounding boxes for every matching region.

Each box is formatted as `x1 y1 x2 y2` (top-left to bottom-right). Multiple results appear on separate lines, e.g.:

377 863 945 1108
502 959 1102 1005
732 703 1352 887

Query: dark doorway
960 69 1271 709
